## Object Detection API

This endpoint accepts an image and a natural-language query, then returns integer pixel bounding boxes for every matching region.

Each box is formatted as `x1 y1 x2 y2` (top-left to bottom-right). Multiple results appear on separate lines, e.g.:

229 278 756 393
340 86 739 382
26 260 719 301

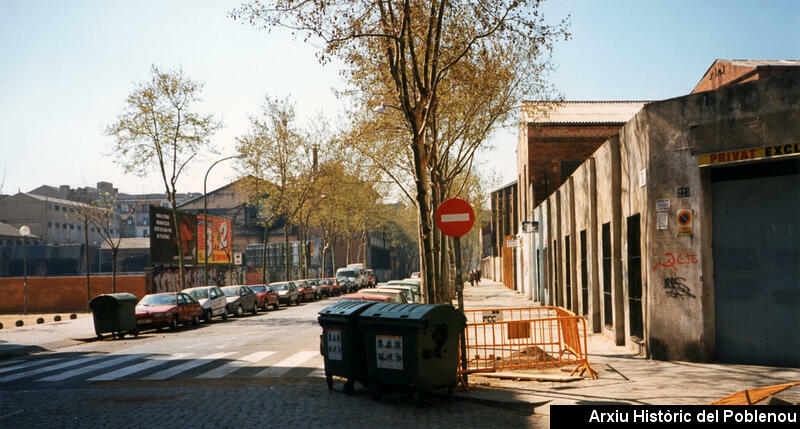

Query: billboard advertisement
198 214 233 264
149 205 197 265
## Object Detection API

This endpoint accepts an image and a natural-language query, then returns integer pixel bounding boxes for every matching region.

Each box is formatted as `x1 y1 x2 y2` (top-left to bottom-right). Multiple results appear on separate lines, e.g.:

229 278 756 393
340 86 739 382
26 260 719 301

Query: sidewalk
457 280 800 415
0 316 96 359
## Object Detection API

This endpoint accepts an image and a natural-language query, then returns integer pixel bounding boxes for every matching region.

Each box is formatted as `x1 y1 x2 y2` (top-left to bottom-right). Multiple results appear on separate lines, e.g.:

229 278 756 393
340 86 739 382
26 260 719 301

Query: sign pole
454 235 468 384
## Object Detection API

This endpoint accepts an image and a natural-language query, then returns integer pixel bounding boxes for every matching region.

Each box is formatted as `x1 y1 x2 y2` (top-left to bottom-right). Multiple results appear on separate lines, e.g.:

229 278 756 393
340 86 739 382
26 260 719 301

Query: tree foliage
107 65 221 289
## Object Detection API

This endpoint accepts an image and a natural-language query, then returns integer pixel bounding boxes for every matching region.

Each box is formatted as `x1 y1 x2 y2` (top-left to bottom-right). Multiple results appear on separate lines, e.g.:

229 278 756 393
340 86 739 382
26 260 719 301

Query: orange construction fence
459 306 597 379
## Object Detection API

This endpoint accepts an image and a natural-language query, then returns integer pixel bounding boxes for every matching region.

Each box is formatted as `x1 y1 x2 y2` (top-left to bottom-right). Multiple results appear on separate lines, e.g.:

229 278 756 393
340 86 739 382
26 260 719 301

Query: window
47 204 52 209
54 205 60 211
63 223 67 229
602 223 612 327
565 235 572 311
55 223 60 229
627 214 643 339
48 222 52 227
77 225 81 231
70 224 74 230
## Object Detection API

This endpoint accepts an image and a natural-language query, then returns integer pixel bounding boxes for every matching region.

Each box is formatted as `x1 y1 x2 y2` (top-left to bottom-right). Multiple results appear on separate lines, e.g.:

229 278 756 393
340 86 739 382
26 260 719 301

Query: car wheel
222 311 228 321
203 309 212 323
192 315 200 327
251 302 258 315
235 305 244 317
169 316 179 332
273 302 279 310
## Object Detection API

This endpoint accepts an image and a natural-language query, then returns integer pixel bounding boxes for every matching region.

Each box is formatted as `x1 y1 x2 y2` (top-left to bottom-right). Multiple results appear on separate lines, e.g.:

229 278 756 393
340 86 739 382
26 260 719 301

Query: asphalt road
0 296 541 428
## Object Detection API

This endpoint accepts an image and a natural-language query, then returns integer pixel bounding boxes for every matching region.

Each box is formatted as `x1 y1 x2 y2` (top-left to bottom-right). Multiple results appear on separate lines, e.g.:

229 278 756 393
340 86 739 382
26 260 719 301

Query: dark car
295 280 315 302
249 284 280 311
325 277 342 296
271 281 300 306
135 292 203 331
221 285 259 317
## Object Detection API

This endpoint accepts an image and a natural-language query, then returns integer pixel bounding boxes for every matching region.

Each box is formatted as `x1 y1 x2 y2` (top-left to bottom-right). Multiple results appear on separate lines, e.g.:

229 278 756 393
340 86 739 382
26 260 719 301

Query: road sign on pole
435 197 474 385
435 198 475 237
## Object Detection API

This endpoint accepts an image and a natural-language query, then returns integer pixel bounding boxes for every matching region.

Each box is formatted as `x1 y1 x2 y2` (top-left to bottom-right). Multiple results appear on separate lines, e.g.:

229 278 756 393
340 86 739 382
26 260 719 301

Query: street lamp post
203 153 246 285
19 226 30 314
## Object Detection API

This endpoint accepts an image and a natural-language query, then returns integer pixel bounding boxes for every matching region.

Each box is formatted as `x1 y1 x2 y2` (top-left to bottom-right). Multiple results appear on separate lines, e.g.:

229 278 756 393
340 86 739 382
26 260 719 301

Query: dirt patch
0 312 90 329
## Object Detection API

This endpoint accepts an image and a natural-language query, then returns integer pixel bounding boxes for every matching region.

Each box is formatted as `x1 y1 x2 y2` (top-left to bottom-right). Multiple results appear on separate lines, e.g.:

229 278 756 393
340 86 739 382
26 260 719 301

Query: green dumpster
89 293 139 340
318 300 379 395
359 303 466 406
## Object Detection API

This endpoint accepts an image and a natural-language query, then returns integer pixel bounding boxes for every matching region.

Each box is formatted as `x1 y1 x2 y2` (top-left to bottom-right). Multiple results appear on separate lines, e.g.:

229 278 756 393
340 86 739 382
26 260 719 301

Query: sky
1 0 799 196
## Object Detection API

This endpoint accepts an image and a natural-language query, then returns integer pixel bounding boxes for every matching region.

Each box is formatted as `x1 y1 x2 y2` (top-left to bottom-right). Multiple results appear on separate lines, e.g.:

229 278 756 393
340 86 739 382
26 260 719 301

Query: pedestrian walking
468 270 475 287
476 269 481 286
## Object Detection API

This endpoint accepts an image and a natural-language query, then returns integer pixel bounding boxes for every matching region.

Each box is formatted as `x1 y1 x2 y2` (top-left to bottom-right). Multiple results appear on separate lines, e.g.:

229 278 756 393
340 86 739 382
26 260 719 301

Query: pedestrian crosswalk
0 350 324 385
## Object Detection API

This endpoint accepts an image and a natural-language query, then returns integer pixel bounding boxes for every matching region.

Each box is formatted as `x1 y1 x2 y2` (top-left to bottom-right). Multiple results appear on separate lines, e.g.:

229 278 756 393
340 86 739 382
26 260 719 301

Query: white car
182 286 229 323
377 285 416 303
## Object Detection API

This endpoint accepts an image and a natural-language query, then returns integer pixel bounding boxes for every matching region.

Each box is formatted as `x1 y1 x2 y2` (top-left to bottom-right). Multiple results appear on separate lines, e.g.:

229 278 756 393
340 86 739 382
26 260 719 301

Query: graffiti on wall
662 276 696 299
652 253 698 272
147 266 239 293
652 252 699 300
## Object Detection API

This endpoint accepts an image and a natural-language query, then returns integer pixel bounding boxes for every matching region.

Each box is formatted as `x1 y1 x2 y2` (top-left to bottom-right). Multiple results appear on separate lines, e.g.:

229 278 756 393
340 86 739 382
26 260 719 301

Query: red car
325 277 342 296
295 280 315 302
249 284 280 310
135 292 203 331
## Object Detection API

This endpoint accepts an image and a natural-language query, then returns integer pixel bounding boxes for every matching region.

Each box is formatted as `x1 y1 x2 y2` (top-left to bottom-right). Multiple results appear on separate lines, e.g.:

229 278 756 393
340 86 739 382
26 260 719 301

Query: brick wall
0 275 146 313
527 123 623 207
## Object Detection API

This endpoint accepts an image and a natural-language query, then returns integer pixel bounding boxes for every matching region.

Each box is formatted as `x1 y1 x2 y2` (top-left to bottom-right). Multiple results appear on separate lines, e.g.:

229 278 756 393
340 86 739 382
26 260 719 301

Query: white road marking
141 352 236 380
0 356 105 383
255 351 318 377
38 354 146 382
307 355 326 378
88 353 192 381
441 213 470 222
196 351 277 379
0 358 63 376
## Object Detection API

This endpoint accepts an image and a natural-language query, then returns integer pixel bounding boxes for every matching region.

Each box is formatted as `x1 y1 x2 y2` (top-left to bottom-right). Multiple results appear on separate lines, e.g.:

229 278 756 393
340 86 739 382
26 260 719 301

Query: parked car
182 286 229 323
308 279 323 299
322 277 341 296
335 268 362 292
295 280 316 302
338 293 394 303
135 292 203 331
271 281 300 306
365 269 376 286
386 280 422 303
315 278 331 296
248 284 280 311
221 285 259 317
356 288 408 303
377 285 415 303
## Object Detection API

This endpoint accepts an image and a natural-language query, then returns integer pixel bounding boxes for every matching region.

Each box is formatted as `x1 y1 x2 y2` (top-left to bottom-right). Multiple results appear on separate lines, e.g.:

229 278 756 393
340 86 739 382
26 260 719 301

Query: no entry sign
436 198 475 237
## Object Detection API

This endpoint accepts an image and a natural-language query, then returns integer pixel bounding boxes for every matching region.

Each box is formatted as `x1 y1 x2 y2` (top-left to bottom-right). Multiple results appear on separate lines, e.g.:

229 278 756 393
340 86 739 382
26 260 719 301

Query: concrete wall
0 275 146 313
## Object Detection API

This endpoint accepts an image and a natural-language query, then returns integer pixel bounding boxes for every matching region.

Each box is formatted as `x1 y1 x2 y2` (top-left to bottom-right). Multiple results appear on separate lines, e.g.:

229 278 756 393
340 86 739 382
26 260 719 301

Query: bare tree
107 65 222 290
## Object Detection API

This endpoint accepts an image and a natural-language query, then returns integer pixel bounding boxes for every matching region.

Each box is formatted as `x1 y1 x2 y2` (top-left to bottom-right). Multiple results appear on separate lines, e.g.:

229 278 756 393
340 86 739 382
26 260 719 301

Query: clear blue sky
1 0 798 195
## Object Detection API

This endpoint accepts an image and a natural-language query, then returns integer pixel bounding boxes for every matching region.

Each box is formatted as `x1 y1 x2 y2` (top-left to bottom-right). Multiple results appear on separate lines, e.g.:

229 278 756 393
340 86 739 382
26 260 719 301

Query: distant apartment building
0 193 112 245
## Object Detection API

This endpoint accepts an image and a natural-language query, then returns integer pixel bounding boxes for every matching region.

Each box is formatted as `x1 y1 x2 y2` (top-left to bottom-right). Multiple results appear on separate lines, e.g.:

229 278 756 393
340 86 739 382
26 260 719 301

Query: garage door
712 159 800 367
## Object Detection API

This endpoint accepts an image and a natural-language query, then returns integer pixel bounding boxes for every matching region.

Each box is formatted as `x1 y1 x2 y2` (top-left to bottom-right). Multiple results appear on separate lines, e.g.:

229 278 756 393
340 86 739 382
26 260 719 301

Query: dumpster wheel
326 374 333 391
344 379 355 396
412 388 425 408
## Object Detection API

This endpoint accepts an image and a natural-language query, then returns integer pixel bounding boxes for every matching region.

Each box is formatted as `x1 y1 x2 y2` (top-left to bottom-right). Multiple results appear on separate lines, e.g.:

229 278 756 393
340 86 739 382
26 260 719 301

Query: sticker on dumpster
327 329 342 361
376 335 403 370
482 310 503 323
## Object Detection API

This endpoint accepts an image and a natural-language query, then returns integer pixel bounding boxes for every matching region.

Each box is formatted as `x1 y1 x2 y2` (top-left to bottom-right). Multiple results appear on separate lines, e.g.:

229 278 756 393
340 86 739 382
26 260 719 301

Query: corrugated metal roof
0 221 40 239
24 193 95 208
724 59 800 67
101 237 150 250
521 101 650 124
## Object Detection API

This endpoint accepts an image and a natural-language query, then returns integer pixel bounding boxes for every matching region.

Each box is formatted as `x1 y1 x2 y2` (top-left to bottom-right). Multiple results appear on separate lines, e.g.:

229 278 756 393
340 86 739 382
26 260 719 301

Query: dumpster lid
359 303 463 323
89 293 139 305
318 300 378 318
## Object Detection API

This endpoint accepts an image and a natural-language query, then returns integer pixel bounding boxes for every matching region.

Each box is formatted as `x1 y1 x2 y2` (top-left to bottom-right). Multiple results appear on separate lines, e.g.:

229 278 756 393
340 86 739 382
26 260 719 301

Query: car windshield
272 283 290 291
139 294 176 306
221 287 240 297
186 289 208 299
337 270 356 278
250 286 266 293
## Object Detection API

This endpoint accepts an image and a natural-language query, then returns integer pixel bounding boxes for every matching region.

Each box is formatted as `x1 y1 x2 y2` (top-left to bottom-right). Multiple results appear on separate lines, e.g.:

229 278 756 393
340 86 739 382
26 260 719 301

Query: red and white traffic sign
436 198 475 237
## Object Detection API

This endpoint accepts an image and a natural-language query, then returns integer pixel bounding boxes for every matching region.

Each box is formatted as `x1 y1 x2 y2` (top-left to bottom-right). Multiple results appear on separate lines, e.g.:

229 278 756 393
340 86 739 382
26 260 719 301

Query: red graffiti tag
652 253 699 272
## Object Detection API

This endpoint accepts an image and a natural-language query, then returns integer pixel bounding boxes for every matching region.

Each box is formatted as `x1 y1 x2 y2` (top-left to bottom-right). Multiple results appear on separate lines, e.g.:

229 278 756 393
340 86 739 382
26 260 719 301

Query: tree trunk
331 237 337 273
111 248 118 294
346 238 351 265
170 199 186 290
85 219 90 310
284 218 291 281
431 179 442 302
410 131 435 304
261 222 269 284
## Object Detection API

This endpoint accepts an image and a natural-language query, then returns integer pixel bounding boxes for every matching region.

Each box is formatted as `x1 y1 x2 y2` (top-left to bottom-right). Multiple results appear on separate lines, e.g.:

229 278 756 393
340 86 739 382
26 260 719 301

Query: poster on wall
149 205 197 265
197 215 232 264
